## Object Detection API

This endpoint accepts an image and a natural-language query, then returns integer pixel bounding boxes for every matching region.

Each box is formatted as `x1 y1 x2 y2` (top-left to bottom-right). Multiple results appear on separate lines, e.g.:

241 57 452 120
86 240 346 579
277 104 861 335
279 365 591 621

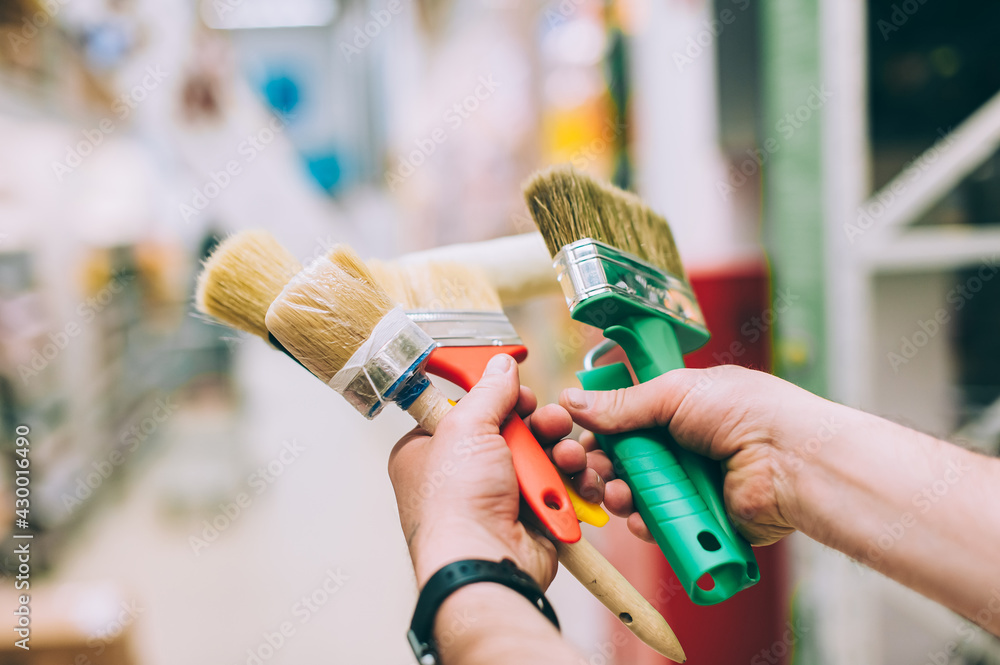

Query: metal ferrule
583 339 620 371
404 310 522 347
337 318 436 418
554 239 707 334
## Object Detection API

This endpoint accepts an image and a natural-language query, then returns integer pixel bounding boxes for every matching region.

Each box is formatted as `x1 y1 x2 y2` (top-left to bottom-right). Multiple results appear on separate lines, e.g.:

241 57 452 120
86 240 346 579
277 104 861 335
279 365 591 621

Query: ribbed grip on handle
578 362 759 605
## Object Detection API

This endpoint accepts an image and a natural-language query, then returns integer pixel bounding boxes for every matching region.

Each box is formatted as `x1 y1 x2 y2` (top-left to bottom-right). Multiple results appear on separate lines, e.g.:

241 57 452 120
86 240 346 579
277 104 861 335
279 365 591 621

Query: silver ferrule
554 239 707 333
332 310 436 418
404 310 522 347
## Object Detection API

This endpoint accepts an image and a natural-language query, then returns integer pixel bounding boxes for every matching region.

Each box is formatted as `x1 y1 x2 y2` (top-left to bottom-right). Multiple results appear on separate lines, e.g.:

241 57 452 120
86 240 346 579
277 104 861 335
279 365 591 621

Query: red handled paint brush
366 259 593 541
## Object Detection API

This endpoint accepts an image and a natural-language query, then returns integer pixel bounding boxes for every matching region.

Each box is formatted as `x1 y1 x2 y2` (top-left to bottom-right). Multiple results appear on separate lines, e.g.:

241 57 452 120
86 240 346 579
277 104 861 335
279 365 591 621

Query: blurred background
1 0 999 663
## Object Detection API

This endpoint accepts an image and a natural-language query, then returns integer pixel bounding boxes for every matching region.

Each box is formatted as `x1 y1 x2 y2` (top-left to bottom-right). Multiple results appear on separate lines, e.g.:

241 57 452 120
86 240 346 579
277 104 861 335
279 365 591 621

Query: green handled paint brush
524 166 759 605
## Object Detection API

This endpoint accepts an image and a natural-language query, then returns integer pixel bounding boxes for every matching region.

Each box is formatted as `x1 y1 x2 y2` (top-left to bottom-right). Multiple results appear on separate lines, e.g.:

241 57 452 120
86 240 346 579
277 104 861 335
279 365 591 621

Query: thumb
559 367 705 435
439 354 520 436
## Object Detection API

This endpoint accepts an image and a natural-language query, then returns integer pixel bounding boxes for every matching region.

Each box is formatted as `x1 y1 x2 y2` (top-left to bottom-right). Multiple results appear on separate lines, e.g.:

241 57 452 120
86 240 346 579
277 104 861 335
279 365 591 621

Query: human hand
554 365 836 545
388 354 576 588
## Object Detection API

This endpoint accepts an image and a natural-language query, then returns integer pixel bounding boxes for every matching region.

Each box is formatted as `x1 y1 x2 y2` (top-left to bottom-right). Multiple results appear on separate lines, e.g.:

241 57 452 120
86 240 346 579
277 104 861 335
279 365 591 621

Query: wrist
765 396 860 533
427 577 568 664
777 399 871 534
410 517 519 588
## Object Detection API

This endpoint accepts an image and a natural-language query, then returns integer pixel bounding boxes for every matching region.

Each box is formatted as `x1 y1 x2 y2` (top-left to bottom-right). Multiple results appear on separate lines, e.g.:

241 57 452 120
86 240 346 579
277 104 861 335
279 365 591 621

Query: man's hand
552 364 1000 636
388 354 575 588
553 365 835 545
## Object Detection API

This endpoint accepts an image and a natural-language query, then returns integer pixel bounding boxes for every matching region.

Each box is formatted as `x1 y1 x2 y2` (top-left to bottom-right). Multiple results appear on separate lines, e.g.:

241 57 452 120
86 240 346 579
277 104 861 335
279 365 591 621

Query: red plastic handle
426 346 581 544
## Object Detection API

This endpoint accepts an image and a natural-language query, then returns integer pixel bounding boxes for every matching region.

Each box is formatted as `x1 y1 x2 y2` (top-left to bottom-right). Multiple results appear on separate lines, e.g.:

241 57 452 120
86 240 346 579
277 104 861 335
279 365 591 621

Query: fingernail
484 354 512 375
563 388 590 410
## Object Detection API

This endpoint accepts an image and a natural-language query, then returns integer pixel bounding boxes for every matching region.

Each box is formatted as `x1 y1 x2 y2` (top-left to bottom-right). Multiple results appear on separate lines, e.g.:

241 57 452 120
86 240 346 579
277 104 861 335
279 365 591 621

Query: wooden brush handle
406 384 452 431
554 536 685 662
404 382 684 662
398 233 560 306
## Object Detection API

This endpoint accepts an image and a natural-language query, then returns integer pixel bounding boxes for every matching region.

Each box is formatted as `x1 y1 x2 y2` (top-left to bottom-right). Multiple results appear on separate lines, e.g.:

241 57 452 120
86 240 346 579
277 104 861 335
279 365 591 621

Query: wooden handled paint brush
367 259 609 530
195 233 593 531
195 234 681 660
264 247 684 662
524 166 760 605
264 247 447 425
194 230 303 357
396 233 560 305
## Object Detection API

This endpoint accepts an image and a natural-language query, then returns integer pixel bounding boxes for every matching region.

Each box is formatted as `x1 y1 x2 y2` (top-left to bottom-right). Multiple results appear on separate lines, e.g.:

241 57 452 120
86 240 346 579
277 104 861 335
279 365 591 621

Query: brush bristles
523 166 685 278
366 260 503 312
326 245 379 286
265 245 393 383
195 230 302 339
366 260 410 305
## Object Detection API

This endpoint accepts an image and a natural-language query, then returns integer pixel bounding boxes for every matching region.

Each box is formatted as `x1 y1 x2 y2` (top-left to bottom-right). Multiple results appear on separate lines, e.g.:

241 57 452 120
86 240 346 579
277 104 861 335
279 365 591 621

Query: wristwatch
407 558 560 665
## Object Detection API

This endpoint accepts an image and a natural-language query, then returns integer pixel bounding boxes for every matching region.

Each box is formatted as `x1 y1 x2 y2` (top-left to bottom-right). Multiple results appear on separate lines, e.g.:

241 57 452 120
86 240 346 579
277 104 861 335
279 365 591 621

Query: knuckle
605 387 630 414
725 475 773 526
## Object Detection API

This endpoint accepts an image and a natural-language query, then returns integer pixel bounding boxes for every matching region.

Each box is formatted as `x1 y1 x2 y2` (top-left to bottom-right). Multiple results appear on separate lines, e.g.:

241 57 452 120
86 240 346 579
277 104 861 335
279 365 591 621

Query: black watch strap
407 558 559 665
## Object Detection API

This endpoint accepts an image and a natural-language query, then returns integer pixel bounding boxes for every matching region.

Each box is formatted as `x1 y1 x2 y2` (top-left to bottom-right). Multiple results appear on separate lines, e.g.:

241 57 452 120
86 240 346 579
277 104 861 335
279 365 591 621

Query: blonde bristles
366 259 410 305
365 260 503 312
409 261 504 311
325 245 381 287
195 230 302 339
265 245 393 383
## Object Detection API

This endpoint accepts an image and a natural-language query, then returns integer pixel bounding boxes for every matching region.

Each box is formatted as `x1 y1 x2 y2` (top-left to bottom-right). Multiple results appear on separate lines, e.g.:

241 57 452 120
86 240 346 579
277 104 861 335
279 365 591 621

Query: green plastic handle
578 360 759 605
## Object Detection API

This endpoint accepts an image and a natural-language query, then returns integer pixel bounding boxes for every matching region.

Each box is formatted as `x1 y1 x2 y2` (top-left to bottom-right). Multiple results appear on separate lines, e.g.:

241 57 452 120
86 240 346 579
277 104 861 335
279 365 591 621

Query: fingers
514 385 537 419
602 479 634 518
548 429 658 547
560 368 705 435
626 512 655 543
572 467 605 504
439 354 521 438
551 439 587 474
585 449 615 482
578 431 602 453
522 403 573 445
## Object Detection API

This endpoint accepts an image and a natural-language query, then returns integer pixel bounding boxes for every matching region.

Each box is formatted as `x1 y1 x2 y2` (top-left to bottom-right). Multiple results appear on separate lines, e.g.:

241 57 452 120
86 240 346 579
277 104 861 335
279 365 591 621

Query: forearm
431 584 579 665
408 519 580 665
787 401 1000 634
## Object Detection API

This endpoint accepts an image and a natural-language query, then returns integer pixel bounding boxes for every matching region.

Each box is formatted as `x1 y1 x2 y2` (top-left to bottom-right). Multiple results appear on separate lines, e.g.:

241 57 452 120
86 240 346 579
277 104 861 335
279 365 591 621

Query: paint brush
524 166 759 605
265 247 685 662
194 229 303 356
195 233 587 534
395 233 560 305
367 259 609 530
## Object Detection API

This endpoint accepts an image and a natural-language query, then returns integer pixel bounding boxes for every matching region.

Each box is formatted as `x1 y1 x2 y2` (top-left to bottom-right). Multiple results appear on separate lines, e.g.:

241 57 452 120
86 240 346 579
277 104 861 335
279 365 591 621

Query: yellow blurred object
135 241 185 307
80 247 113 296
541 99 617 179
